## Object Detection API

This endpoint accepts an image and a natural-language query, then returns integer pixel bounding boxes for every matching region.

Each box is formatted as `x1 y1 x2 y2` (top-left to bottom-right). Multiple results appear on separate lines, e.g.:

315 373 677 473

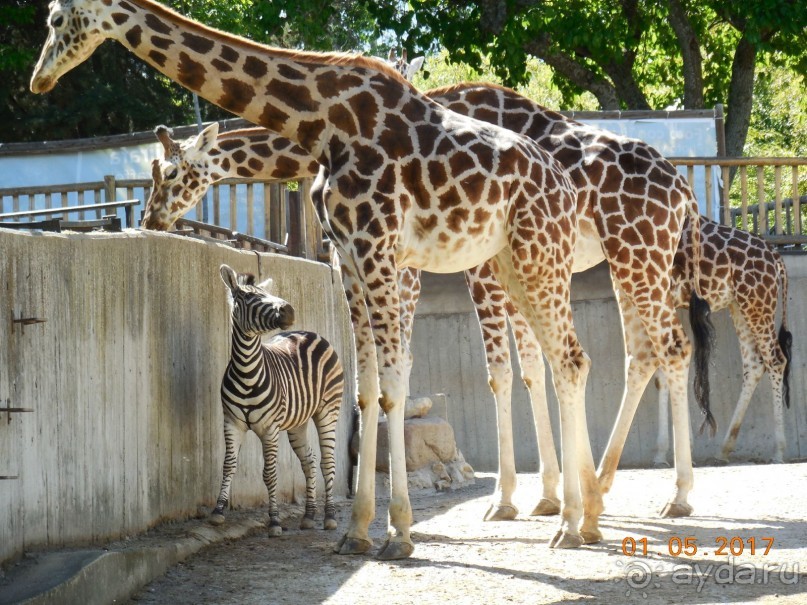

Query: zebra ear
220 264 239 291
257 277 274 292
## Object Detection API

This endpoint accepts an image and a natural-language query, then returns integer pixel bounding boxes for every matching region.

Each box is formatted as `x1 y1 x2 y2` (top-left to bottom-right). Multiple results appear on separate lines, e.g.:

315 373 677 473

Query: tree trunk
725 36 757 159
666 0 704 108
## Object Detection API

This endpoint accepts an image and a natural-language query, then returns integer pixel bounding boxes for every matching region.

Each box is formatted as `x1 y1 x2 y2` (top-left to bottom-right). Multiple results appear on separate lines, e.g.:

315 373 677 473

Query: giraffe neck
102 0 415 163
210 129 320 182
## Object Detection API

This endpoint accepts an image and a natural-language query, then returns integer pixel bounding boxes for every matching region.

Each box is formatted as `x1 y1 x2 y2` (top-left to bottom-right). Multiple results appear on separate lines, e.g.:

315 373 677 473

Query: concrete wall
409 257 807 472
0 228 355 565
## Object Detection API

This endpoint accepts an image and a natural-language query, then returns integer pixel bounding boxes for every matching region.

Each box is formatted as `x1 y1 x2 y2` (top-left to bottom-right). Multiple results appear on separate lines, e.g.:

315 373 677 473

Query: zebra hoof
334 534 372 555
484 503 518 521
300 516 315 530
377 538 415 560
549 530 584 549
268 524 283 537
324 518 338 531
660 502 693 518
209 513 225 526
530 498 561 516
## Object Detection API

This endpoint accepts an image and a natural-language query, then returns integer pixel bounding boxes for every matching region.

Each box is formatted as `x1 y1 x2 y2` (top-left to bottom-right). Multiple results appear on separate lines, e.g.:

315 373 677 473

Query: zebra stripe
212 265 345 535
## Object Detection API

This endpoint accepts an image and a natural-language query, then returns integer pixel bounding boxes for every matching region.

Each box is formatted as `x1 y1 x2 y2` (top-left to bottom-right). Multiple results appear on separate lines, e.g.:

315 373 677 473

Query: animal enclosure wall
0 228 355 566
409 258 807 472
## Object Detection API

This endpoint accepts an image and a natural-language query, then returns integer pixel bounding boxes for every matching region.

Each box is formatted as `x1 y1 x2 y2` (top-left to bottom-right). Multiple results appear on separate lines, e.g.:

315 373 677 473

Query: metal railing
669 157 807 246
2 157 805 255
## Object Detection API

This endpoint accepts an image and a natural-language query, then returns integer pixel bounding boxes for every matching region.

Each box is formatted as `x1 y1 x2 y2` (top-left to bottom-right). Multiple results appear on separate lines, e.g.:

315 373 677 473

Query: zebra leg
286 425 318 530
260 427 283 536
315 406 341 530
211 418 247 526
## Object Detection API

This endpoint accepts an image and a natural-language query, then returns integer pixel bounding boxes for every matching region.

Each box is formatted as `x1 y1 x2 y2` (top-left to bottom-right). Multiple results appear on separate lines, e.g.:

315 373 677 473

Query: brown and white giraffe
141 122 563 518
32 0 603 558
652 219 792 466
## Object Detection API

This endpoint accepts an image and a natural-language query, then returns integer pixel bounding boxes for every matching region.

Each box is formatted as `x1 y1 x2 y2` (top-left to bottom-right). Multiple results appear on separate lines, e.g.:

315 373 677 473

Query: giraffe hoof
268 524 283 537
300 516 316 530
660 502 693 518
334 534 373 555
530 498 561 516
484 504 518 521
653 460 670 469
709 456 729 466
209 513 225 526
324 518 338 531
377 538 415 560
549 530 584 549
581 528 603 544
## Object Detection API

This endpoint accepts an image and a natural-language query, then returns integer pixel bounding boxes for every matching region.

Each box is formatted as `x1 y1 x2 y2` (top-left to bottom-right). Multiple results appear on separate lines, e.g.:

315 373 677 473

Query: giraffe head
31 0 109 94
220 264 295 335
386 49 425 82
142 122 220 231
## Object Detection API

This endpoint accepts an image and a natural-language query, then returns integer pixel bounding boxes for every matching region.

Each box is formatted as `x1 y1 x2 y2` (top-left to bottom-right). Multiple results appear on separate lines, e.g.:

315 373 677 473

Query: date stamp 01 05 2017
621 535 775 558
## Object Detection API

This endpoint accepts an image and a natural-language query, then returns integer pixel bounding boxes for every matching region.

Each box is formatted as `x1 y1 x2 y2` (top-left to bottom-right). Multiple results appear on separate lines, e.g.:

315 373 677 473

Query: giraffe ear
220 264 239 291
406 56 425 81
193 122 219 154
388 48 396 61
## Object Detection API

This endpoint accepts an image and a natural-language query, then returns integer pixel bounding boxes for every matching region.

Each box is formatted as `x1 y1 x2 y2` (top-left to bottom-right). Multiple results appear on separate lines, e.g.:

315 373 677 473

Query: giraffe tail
775 255 792 409
686 196 716 437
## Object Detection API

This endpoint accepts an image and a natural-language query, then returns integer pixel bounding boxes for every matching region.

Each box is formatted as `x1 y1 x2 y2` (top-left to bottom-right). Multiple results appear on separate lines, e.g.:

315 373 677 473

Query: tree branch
524 36 620 109
666 0 704 108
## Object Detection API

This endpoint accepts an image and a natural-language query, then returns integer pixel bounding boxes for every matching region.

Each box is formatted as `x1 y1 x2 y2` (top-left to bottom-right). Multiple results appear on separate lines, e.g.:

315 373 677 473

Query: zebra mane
238 274 256 287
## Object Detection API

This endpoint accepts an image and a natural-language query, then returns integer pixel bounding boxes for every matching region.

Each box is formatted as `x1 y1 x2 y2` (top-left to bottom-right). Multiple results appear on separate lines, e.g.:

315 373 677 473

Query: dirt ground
123 463 807 605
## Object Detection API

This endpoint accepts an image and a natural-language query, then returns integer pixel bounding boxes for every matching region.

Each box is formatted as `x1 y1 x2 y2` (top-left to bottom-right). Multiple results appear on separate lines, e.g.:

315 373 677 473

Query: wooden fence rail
2 156 806 253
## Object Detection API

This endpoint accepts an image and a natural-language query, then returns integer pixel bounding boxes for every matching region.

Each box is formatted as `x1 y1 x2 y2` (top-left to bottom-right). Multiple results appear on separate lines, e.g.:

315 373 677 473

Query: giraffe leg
342 248 414 560
654 371 671 468
334 262 377 555
210 418 247 526
398 267 422 398
718 305 765 462
465 264 519 521
489 246 593 549
286 425 318 529
597 290 659 495
509 309 560 516
314 406 341 530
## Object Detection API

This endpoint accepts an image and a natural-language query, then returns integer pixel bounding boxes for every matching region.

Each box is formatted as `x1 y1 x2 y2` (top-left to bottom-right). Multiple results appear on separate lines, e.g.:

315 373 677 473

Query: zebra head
220 264 295 335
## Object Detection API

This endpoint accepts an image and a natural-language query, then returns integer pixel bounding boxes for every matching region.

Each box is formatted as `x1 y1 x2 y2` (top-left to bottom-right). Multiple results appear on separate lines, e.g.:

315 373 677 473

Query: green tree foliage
361 0 806 159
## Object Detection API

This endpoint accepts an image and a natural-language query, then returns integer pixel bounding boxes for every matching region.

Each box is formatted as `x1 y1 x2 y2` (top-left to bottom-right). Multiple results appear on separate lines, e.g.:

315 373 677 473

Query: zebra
212 264 345 536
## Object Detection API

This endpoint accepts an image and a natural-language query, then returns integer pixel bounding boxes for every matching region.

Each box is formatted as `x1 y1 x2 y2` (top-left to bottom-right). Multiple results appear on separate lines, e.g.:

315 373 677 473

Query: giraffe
31 0 601 558
652 219 792 466
141 122 562 518
140 74 725 522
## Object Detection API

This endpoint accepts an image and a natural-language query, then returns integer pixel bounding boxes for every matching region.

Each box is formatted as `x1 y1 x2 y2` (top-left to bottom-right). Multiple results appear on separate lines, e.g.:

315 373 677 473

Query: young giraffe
653 219 792 466
31 0 602 558
141 122 563 519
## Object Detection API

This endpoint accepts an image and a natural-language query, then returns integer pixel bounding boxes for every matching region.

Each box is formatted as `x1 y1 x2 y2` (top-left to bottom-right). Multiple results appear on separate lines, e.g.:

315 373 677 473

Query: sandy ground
123 463 807 605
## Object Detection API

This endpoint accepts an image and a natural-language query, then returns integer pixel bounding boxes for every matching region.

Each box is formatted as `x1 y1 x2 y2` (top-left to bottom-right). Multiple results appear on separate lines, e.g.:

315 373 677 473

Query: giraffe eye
165 167 178 180
51 13 65 29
